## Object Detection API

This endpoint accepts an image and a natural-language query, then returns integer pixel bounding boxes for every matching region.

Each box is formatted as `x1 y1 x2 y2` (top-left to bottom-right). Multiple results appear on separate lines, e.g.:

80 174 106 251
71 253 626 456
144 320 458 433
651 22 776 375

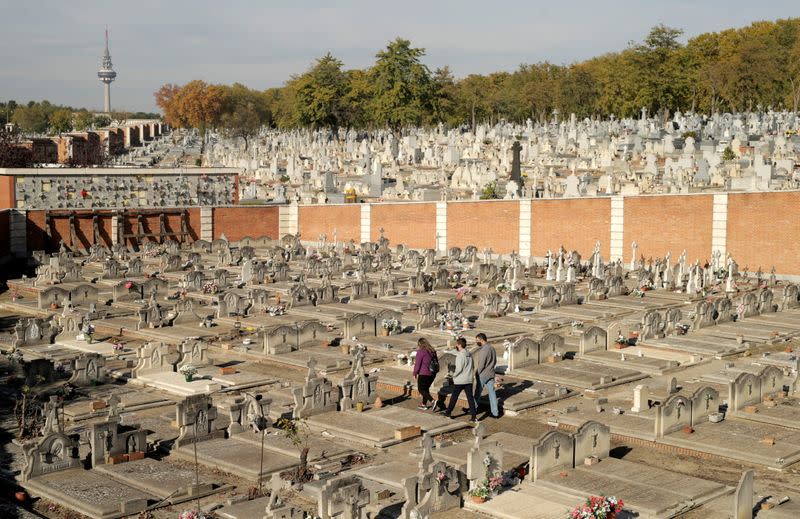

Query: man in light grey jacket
473 332 500 418
443 337 477 422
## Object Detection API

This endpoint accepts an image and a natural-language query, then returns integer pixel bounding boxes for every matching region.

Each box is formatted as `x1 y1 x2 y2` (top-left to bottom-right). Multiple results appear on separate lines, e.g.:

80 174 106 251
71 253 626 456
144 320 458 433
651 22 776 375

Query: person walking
412 338 440 410
444 337 478 422
473 332 500 418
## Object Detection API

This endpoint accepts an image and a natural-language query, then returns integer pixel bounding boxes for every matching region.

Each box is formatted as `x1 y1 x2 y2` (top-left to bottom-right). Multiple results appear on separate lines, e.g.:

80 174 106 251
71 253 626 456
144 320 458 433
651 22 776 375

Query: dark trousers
417 374 435 405
445 383 476 419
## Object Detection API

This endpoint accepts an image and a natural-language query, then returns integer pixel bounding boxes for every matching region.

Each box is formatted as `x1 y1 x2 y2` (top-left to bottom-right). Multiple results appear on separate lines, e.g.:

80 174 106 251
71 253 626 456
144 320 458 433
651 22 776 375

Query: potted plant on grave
469 482 491 504
178 510 206 519
380 318 401 336
112 342 124 360
179 364 198 382
567 495 624 519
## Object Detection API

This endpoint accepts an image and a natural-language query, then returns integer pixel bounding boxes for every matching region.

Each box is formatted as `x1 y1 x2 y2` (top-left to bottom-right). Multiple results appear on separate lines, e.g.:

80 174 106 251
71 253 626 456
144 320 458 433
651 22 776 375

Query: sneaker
430 403 440 412
471 417 480 424
417 404 429 410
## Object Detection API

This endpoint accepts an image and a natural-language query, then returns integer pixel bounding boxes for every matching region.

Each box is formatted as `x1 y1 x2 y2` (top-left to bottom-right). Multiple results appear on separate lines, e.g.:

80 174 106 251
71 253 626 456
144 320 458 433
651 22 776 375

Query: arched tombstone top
758 288 775 313
759 365 783 397
715 297 732 323
606 321 631 349
730 371 761 411
540 333 564 356
297 320 328 346
573 420 610 461
508 337 540 370
689 386 719 424
531 429 574 481
656 394 692 437
579 326 607 355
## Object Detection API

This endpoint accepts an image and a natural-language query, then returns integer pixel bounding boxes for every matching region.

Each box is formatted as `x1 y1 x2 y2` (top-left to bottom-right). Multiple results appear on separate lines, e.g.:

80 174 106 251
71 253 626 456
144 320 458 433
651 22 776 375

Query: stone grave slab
94 457 218 499
538 458 730 518
134 371 223 396
55 338 119 357
22 468 155 519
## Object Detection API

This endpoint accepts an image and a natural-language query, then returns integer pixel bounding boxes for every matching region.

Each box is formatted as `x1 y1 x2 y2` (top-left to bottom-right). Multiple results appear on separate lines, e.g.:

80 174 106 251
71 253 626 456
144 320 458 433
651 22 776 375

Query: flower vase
185 374 193 382
471 496 486 504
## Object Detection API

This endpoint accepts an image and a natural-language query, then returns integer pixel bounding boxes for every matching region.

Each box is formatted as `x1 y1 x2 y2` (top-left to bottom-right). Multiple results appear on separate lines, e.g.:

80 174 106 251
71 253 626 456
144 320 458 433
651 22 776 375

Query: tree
275 417 312 484
369 38 433 131
430 66 457 125
154 83 183 127
49 108 73 134
630 25 687 116
220 101 261 150
73 110 94 131
11 102 51 134
93 114 112 128
170 80 226 134
294 53 349 129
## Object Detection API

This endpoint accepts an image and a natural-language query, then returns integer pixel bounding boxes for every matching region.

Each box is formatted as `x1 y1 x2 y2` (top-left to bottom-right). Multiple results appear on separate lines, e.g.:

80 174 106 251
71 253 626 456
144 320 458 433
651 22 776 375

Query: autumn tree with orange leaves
155 80 226 135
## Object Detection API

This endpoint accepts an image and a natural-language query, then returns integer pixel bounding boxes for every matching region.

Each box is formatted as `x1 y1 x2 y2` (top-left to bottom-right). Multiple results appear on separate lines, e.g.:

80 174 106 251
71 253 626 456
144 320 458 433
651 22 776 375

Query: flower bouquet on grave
112 342 124 359
381 318 401 336
267 304 286 316
454 286 471 300
448 272 462 287
179 364 198 382
178 510 206 519
144 247 163 258
568 495 624 519
201 281 219 294
495 283 509 294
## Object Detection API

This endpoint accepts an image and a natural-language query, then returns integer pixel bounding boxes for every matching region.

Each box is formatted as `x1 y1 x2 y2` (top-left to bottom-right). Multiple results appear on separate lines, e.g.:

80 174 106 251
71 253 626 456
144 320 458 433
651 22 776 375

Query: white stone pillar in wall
360 204 371 244
111 213 120 245
610 196 625 262
200 207 213 242
9 210 27 258
435 202 447 253
712 193 728 259
519 199 532 259
279 204 299 237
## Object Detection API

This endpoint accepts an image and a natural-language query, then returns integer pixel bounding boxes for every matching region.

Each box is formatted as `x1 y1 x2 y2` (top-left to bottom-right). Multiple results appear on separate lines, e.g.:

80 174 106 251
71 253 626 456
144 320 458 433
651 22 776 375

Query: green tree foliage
154 19 800 131
12 101 56 134
369 38 434 131
294 53 349 129
48 108 73 134
73 110 94 131
219 83 271 149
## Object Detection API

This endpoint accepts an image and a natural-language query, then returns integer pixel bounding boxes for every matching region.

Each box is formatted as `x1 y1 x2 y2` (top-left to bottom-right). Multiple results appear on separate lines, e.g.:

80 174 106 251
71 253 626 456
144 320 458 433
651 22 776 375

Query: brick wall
727 192 800 274
213 206 279 241
24 208 200 252
531 198 611 258
299 204 361 243
9 194 800 275
447 201 519 253
0 175 15 209
624 195 713 264
370 202 436 249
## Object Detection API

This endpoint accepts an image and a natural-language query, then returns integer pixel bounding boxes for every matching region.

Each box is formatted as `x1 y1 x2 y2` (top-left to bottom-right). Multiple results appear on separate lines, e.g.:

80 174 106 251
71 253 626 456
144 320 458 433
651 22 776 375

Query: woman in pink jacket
412 338 439 410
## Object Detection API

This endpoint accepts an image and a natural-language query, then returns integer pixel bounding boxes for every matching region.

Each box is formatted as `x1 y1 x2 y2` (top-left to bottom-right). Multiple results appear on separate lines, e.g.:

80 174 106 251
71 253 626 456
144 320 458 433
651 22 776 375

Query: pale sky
2 1 799 112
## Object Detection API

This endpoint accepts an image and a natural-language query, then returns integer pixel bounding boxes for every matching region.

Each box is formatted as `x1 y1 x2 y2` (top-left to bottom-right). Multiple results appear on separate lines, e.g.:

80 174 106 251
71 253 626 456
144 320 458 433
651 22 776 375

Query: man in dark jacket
473 332 499 418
